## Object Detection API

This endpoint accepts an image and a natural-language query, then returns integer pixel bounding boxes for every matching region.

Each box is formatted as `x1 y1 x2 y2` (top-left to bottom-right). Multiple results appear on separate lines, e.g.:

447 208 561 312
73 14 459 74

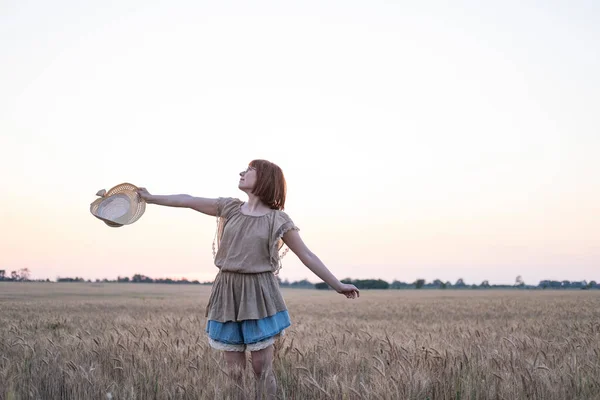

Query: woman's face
239 166 257 191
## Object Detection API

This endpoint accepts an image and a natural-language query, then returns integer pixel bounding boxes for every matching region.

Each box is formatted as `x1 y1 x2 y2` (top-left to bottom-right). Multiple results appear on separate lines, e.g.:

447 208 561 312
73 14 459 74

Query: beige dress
205 197 299 323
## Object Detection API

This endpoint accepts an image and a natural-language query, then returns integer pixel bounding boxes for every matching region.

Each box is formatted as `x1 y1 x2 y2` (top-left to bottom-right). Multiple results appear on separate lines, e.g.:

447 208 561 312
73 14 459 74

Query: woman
137 159 360 398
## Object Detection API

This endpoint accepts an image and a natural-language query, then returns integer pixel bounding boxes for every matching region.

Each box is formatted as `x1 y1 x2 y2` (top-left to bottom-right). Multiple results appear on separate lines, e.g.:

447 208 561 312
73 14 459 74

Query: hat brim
90 183 146 226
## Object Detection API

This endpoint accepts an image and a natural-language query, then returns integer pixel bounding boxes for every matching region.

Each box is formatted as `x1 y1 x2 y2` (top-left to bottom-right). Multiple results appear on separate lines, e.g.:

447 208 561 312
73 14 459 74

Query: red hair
249 159 287 210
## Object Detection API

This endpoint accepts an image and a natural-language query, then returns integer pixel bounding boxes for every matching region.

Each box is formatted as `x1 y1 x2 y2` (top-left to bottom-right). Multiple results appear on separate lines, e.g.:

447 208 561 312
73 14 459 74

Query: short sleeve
269 211 300 274
216 197 242 218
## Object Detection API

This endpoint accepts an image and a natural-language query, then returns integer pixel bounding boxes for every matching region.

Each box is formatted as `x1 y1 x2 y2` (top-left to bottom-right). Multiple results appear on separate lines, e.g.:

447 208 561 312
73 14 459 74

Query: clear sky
1 0 599 285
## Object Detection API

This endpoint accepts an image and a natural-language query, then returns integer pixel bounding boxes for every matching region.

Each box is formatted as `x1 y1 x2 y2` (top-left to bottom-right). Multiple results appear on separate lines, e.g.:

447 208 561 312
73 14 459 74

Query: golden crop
1 283 599 399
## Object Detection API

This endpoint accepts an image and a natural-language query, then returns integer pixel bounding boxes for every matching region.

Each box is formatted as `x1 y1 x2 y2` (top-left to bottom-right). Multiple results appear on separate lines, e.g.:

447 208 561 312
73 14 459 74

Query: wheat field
1 283 599 399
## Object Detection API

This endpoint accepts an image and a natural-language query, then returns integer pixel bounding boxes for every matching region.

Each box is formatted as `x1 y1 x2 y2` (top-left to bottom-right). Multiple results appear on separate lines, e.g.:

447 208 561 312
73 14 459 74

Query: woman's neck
244 193 271 212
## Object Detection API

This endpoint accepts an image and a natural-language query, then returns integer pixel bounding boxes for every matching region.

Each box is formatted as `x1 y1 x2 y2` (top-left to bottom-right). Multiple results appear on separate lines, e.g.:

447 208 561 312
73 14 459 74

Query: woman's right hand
337 283 360 299
136 187 152 202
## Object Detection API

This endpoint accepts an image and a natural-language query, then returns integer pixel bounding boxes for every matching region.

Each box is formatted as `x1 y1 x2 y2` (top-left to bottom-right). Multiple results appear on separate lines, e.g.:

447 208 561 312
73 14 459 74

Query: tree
290 279 313 288
277 277 290 287
515 275 524 287
415 279 425 289
0 270 5 280
355 279 389 289
455 278 466 287
315 282 329 290
132 274 153 283
10 271 19 280
18 268 30 281
481 280 490 288
390 280 410 289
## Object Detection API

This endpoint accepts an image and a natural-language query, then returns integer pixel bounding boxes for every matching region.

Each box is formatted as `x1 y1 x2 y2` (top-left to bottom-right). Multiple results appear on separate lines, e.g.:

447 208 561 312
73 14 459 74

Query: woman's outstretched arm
282 229 360 299
136 188 219 216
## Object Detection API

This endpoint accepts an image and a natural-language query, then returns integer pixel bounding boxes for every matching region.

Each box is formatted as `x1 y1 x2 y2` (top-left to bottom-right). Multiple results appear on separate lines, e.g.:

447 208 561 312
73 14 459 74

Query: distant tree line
314 276 600 290
1 270 598 290
276 278 315 289
0 268 35 282
53 274 213 285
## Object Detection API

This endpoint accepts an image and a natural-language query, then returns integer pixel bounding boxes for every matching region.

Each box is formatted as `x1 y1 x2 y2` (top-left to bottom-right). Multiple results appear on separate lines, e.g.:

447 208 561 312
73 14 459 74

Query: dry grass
1 283 600 399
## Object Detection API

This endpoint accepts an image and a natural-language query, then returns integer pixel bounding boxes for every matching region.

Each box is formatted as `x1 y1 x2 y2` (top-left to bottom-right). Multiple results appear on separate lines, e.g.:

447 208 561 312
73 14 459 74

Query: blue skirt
206 309 291 345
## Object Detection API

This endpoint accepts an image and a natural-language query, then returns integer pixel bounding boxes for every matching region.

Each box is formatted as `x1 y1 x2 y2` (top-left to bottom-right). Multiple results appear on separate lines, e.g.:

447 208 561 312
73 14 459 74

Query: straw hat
90 183 146 227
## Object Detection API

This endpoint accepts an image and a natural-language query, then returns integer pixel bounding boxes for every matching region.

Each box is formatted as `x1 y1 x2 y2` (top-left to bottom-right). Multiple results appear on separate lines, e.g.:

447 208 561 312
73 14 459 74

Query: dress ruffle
206 310 291 344
208 333 283 352
270 221 300 275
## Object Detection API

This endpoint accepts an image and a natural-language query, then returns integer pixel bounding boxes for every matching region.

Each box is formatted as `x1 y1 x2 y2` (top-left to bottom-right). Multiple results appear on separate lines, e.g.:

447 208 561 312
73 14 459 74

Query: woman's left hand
337 284 360 299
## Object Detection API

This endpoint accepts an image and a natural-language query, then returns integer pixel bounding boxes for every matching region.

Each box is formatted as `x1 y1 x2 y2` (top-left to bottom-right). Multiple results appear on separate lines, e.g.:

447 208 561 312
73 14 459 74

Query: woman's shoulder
273 209 293 221
272 209 299 231
218 197 243 205
217 197 243 218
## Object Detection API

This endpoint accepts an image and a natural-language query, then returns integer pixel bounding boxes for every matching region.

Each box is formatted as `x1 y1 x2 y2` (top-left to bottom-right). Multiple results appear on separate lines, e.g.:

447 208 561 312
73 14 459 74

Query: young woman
136 159 360 398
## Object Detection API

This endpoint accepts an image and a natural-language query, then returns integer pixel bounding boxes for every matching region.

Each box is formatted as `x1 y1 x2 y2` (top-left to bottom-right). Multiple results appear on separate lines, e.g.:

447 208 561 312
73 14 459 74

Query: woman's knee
224 351 246 375
251 345 274 376
251 355 265 376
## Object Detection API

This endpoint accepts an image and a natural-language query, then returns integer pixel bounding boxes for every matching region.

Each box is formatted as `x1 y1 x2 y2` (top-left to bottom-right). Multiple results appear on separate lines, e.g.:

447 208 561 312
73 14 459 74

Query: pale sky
1 0 599 285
